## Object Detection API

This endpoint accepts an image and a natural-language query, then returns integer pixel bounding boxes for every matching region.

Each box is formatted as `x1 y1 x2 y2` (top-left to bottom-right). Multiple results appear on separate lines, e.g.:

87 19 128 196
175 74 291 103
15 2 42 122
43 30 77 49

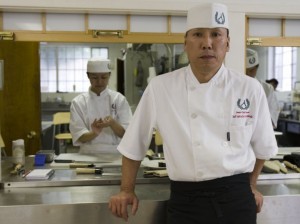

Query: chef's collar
88 86 109 98
186 64 225 87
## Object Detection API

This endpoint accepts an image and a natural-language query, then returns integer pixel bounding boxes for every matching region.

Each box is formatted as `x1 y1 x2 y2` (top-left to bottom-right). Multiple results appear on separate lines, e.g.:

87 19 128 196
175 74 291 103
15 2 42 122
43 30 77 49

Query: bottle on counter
12 139 25 166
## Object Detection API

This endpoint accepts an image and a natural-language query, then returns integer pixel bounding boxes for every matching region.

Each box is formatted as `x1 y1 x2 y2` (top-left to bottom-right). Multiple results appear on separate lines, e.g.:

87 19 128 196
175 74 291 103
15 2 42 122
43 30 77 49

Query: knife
54 159 112 163
75 168 121 176
69 163 95 168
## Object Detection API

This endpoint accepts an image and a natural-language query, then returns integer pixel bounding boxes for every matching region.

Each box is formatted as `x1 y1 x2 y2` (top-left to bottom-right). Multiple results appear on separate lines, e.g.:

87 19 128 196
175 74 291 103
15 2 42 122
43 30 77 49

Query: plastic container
12 139 25 166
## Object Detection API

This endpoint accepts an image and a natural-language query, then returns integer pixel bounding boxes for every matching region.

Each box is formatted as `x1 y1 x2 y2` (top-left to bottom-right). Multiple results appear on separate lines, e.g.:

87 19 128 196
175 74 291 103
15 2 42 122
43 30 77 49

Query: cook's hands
91 119 103 135
109 191 139 222
100 116 115 127
91 116 115 133
251 185 263 213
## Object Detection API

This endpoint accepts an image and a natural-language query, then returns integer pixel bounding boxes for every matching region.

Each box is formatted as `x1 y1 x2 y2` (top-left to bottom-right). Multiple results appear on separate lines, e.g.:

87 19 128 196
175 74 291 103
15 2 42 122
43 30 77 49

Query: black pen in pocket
226 132 230 142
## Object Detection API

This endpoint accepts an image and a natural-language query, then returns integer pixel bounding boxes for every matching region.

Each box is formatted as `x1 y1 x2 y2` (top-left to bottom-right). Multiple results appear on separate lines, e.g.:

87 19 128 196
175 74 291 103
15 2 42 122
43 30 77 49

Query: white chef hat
87 58 111 73
246 48 259 69
186 3 229 32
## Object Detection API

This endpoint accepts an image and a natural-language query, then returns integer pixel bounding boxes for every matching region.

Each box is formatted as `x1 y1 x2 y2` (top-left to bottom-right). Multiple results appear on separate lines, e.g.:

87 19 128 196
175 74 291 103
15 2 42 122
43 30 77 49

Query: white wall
225 12 245 73
3 0 300 16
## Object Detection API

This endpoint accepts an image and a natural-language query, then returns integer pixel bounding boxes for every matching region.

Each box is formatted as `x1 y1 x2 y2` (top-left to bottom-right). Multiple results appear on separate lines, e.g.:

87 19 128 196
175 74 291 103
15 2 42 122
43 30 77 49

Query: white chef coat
70 87 132 154
118 64 278 181
258 80 280 128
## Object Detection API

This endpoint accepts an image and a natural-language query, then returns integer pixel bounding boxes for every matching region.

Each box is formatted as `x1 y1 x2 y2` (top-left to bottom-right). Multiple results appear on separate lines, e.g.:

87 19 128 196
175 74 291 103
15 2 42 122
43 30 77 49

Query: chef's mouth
200 53 214 57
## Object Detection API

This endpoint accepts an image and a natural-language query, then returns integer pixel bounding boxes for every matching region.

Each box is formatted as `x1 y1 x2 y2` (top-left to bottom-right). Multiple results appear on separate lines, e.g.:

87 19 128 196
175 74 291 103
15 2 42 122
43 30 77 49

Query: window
40 43 108 93
268 47 297 91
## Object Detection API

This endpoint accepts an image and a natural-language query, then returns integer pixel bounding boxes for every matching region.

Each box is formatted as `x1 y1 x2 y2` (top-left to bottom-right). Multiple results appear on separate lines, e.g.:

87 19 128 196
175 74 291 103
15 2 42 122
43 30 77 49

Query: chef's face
184 28 230 75
87 72 110 95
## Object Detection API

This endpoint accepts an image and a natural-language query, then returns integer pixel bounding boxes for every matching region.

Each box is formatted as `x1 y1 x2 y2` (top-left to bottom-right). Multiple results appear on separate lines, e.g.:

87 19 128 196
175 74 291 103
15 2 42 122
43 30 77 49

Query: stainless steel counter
1 179 300 224
0 184 169 224
1 155 300 224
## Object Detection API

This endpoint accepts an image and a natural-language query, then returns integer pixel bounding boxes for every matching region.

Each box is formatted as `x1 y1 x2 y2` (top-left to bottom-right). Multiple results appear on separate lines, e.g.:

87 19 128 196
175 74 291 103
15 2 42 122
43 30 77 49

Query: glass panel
74 59 83 70
48 82 57 92
59 70 67 81
48 70 57 82
40 70 48 81
66 70 74 82
48 59 56 69
40 44 111 93
58 58 67 69
74 70 85 81
40 43 187 96
75 47 83 58
66 59 75 70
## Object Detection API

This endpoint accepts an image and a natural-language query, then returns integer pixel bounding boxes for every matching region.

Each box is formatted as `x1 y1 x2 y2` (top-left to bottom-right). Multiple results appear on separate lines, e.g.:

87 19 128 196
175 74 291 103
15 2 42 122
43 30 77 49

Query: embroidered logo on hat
246 48 259 68
215 11 226 25
248 57 256 66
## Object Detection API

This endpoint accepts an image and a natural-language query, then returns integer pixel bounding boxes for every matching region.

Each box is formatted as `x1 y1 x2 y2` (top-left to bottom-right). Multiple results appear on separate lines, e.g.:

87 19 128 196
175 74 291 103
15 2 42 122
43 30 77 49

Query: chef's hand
251 185 263 213
109 191 139 222
100 116 115 127
91 119 103 135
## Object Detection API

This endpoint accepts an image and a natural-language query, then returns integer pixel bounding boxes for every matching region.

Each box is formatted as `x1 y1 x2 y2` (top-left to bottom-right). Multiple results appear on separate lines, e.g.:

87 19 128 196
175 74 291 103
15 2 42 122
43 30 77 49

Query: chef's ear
226 36 230 52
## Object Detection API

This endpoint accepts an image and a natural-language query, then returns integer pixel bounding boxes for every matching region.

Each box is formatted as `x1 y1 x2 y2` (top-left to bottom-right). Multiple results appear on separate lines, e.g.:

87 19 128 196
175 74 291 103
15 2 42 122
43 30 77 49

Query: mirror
247 46 300 92
40 42 188 150
40 42 187 114
248 46 300 118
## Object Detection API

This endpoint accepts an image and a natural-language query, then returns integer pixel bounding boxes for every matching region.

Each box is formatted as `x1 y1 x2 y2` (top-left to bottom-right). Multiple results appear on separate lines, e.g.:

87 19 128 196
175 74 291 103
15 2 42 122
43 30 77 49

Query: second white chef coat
118 64 278 181
258 80 280 128
70 87 132 154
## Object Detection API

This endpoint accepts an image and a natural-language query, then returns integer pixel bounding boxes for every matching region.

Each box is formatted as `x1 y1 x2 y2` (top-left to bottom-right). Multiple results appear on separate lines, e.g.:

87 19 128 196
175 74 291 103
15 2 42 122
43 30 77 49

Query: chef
109 3 278 224
246 48 281 128
69 58 132 154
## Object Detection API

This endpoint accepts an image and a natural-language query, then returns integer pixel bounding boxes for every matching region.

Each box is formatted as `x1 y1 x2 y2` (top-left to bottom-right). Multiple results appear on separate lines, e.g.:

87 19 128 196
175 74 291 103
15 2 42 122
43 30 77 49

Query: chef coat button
191 113 197 119
223 142 228 147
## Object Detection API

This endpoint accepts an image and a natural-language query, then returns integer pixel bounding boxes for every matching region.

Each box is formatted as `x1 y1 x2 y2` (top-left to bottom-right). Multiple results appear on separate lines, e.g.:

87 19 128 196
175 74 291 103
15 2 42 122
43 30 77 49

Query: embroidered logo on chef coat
232 98 253 119
111 103 117 116
237 99 250 110
215 11 226 25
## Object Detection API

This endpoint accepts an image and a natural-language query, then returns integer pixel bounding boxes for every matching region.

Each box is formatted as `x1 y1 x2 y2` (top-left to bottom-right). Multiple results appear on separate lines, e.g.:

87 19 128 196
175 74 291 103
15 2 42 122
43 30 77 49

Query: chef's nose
201 34 212 50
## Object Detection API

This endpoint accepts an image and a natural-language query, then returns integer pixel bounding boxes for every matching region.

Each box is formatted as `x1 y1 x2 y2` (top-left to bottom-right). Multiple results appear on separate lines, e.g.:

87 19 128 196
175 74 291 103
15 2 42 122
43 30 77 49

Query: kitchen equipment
36 150 55 163
12 139 25 166
75 168 121 176
69 163 95 168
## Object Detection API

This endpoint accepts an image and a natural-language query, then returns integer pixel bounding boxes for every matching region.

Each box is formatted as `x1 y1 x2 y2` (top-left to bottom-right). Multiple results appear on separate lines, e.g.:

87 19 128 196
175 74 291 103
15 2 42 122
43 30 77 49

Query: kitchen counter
0 181 299 224
1 153 300 224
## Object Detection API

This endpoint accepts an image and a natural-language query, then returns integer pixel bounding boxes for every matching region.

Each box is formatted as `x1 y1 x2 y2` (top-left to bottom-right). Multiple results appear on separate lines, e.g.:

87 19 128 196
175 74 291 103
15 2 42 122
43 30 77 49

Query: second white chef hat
87 58 112 73
246 48 259 69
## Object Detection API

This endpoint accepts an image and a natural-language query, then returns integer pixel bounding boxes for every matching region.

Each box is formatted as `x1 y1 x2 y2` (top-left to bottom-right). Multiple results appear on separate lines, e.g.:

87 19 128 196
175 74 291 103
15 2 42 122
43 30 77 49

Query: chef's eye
193 32 203 37
211 32 221 37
